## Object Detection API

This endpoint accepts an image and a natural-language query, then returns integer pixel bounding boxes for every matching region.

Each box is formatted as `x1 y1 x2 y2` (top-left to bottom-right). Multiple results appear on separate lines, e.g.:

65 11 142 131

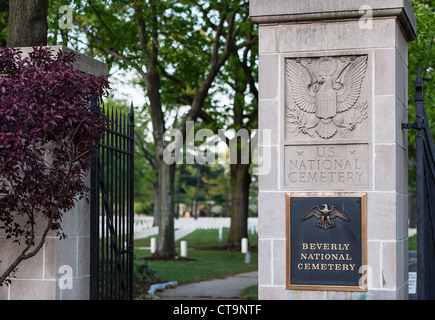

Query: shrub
133 259 161 299
0 46 109 285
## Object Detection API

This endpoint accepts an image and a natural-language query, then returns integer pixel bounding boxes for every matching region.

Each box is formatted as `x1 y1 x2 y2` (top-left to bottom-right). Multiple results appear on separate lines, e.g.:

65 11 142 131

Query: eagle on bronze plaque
302 204 350 230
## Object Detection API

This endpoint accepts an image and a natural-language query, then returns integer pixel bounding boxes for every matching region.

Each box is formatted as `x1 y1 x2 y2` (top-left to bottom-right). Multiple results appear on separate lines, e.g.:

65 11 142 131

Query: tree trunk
155 158 177 258
193 164 201 220
152 179 159 227
7 0 48 47
226 163 251 248
175 181 181 219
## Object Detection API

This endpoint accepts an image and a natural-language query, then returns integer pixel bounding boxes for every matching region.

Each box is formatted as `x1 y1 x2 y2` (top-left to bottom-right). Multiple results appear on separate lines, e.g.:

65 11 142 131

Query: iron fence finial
129 101 134 122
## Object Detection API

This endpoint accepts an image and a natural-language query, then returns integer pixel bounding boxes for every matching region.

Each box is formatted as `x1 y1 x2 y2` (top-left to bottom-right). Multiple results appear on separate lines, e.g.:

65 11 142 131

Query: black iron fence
403 67 435 300
90 101 135 300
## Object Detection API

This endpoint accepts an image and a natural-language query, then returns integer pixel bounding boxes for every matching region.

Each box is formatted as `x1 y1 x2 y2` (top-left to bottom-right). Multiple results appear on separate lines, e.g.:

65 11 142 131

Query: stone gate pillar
0 46 108 300
252 1 416 299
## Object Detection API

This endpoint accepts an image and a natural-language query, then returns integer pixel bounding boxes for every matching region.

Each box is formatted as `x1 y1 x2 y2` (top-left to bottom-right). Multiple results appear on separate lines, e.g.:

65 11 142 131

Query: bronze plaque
286 192 367 291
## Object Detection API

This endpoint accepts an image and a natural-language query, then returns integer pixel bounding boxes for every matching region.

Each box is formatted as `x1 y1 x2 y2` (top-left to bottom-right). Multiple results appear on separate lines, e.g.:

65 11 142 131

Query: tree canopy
408 0 435 192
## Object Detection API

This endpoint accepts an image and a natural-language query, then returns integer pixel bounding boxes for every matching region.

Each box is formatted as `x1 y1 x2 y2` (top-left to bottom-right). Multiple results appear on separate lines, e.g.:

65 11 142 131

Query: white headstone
150 237 157 254
241 237 248 254
181 240 188 257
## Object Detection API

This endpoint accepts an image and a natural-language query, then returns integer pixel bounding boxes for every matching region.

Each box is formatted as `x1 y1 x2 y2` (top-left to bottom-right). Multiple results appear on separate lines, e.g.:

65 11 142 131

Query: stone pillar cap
250 0 416 41
15 45 108 77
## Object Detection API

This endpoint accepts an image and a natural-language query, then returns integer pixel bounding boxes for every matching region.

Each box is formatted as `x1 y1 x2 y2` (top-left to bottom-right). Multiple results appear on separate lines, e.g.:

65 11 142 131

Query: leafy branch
340 101 368 137
285 107 315 138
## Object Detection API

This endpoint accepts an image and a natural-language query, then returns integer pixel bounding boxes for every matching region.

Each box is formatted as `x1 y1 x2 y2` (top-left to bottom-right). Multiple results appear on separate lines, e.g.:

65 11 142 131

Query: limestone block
374 95 398 144
259 100 279 146
258 239 272 286
367 192 397 240
375 48 397 96
9 280 56 300
258 146 278 190
283 144 370 191
17 46 108 76
272 240 286 286
258 192 286 238
259 54 279 100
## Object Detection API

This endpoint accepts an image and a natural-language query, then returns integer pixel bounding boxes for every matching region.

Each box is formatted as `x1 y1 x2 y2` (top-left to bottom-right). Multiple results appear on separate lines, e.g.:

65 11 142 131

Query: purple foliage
0 46 109 245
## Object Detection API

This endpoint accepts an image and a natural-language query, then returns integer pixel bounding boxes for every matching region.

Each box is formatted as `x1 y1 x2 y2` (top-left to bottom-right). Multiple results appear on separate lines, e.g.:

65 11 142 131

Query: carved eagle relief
302 204 350 230
286 56 368 139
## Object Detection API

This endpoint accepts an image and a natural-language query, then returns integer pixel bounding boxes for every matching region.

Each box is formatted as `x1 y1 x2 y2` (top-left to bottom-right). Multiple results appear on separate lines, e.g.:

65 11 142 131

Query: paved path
156 271 258 300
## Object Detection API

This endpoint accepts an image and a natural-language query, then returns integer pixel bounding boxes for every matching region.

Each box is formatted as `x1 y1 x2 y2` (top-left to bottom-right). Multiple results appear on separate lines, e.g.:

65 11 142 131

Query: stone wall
0 181 90 300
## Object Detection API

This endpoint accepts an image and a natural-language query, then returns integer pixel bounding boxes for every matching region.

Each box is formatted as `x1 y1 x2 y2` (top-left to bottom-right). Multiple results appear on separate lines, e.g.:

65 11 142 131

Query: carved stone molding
285 55 369 140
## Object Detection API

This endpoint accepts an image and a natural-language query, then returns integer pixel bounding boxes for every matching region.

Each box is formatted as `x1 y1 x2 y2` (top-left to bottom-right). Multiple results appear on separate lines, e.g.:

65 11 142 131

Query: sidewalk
156 271 258 300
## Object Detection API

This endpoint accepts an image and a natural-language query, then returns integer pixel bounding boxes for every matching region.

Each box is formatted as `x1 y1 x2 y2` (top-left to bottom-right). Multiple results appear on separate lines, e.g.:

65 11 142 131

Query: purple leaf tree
0 46 109 286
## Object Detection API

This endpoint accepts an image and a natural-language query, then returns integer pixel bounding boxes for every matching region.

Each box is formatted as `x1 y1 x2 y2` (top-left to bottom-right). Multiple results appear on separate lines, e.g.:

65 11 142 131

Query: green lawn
241 284 258 300
133 228 258 297
409 234 417 251
135 249 257 285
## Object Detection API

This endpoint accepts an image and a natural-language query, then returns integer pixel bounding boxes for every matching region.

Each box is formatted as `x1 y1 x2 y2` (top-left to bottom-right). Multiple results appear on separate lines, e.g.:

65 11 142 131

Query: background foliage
407 0 434 194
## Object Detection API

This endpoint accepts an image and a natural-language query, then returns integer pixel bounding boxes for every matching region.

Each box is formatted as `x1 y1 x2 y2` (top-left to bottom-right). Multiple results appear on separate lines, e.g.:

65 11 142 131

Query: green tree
175 164 196 218
407 0 435 195
225 34 258 247
199 10 258 247
50 0 248 258
0 0 7 46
